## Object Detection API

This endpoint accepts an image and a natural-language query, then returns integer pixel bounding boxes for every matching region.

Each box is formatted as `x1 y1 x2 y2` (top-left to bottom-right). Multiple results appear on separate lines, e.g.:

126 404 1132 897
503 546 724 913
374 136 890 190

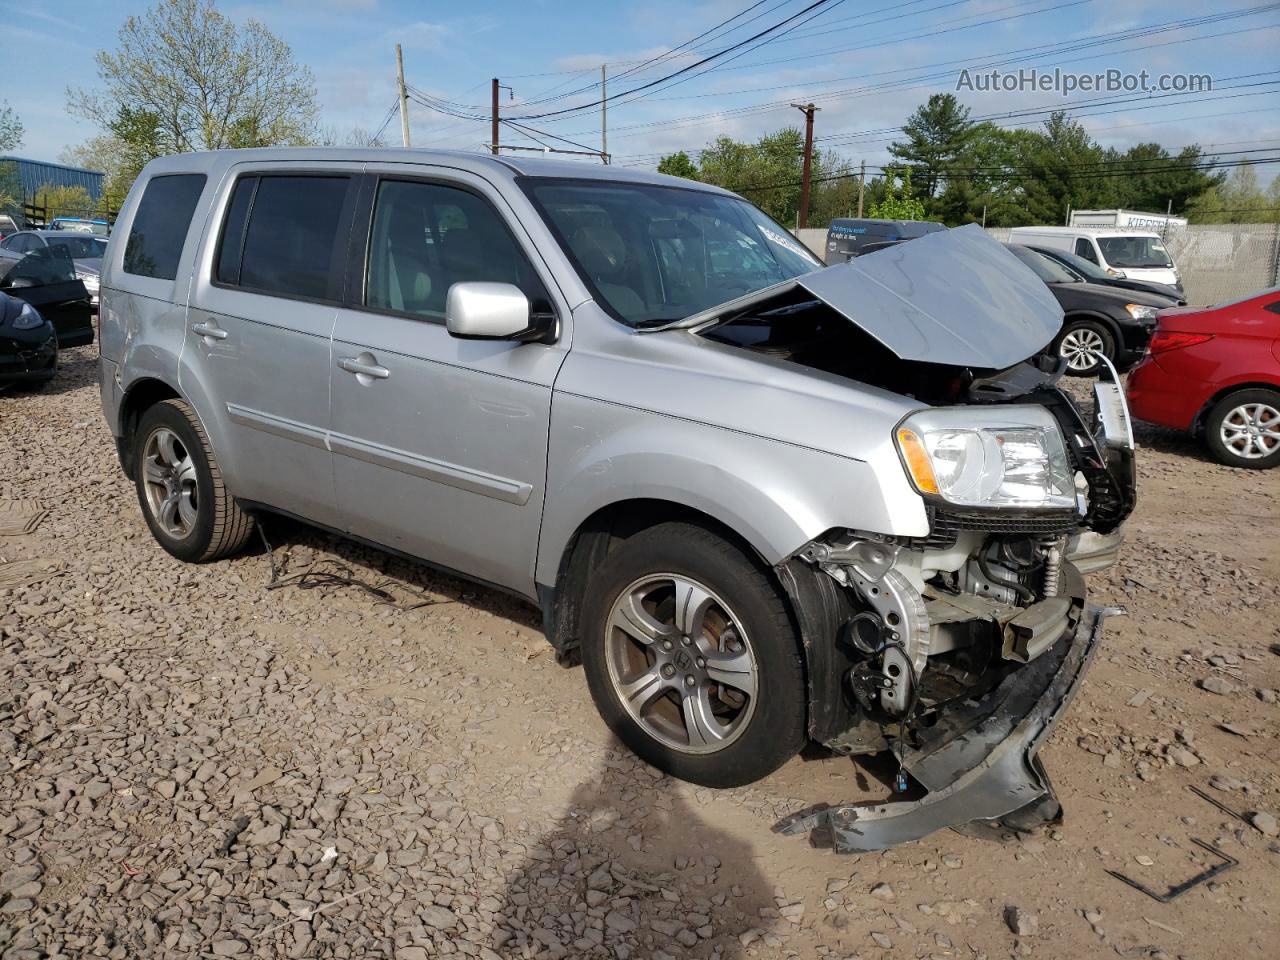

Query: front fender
534 390 928 588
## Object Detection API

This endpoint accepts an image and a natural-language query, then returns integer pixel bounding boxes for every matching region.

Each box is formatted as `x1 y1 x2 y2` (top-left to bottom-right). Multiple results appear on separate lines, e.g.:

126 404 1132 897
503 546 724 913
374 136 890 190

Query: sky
2 0 1277 182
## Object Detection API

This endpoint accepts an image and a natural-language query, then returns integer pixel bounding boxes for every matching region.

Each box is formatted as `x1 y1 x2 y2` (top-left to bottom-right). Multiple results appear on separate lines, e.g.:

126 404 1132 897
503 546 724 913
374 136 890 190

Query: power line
505 0 843 122
585 7 1278 148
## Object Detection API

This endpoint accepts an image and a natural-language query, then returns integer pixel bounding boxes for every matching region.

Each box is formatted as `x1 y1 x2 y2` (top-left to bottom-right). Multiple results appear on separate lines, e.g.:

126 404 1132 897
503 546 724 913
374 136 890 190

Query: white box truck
1068 209 1188 231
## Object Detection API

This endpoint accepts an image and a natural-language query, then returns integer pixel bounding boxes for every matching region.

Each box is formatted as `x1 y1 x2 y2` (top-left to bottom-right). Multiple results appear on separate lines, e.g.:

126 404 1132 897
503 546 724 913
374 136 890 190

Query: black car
0 246 94 348
0 290 58 390
1028 244 1186 305
1006 243 1172 376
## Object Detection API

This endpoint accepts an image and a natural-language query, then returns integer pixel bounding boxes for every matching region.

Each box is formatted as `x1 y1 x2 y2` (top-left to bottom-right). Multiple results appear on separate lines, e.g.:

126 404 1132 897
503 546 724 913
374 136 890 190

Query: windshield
45 235 106 259
1008 244 1077 284
1097 235 1173 269
524 179 821 327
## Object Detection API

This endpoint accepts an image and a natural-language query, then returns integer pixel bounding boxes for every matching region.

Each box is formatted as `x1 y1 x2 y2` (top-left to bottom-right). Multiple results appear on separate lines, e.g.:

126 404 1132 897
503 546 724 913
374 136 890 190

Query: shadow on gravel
493 758 776 958
1132 419 1210 463
251 513 544 632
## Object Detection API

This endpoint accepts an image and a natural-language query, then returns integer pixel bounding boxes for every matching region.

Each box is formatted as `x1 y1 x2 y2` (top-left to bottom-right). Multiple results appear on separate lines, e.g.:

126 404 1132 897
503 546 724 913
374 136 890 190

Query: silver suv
99 150 1134 851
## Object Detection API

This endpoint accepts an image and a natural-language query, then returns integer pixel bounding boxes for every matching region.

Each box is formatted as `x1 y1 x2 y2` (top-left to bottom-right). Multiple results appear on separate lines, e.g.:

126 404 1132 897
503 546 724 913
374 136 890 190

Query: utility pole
792 103 818 229
395 44 411 148
491 78 500 155
856 160 866 218
601 65 609 164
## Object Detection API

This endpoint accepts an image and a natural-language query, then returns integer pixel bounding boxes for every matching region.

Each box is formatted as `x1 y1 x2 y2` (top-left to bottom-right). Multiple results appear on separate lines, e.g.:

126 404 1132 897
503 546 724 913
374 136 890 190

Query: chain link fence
792 224 1280 307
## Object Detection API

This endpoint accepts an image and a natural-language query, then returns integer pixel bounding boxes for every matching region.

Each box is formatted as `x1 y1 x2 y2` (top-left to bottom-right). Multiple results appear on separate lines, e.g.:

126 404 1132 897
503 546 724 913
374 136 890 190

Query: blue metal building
0 155 106 201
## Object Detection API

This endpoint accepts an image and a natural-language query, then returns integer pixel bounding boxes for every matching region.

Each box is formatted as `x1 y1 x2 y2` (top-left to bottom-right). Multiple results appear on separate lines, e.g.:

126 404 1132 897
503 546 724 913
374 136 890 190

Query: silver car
98 149 1134 851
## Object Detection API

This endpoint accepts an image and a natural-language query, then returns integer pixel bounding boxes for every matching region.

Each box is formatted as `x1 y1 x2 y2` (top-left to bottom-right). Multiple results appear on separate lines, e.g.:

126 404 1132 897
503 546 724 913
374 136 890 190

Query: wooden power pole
792 103 818 229
601 65 609 164
395 44 411 148
856 160 866 217
491 78 500 155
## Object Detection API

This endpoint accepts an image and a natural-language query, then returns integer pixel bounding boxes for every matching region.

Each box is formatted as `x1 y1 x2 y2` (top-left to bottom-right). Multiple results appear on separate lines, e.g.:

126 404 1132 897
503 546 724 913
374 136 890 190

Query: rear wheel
1204 388 1280 469
133 399 256 561
579 523 806 787
1054 319 1114 376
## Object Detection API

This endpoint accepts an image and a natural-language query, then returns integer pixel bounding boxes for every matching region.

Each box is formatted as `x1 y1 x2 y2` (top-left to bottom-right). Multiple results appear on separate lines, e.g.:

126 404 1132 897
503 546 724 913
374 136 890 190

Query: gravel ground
1 343 1278 960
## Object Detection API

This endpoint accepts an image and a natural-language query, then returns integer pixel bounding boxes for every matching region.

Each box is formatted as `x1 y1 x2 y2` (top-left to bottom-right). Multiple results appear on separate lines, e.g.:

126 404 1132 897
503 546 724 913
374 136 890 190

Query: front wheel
579 523 806 787
1053 320 1114 376
1204 389 1280 469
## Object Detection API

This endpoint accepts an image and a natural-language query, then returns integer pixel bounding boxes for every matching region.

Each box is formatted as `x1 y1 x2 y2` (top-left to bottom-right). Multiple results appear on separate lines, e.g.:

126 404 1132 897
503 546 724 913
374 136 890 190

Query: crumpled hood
680 223 1065 369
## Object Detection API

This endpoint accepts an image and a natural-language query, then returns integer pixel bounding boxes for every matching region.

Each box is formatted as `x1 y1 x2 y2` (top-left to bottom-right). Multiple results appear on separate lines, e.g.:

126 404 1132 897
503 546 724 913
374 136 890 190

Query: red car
1127 287 1280 469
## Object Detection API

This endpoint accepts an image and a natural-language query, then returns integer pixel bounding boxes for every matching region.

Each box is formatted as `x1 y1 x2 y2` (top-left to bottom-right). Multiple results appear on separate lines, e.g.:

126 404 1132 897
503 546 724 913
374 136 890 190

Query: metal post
1269 221 1280 288
601 65 609 164
856 160 865 218
491 78 500 156
792 103 818 230
395 44 411 148
982 204 987 228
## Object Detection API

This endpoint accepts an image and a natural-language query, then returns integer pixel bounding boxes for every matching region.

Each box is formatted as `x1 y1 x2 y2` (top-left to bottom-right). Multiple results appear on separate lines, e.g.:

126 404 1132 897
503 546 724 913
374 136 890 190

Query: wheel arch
1060 310 1124 347
538 498 780 658
1192 380 1280 436
117 377 183 475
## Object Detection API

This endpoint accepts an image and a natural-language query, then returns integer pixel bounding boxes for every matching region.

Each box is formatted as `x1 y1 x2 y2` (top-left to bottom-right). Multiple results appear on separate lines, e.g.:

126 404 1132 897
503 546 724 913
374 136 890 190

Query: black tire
579 522 806 788
1203 388 1280 470
132 399 256 562
1053 319 1114 377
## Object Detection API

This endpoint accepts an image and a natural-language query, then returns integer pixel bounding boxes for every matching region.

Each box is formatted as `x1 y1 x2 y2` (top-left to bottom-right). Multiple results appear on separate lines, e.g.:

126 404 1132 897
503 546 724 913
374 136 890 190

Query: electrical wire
505 0 842 122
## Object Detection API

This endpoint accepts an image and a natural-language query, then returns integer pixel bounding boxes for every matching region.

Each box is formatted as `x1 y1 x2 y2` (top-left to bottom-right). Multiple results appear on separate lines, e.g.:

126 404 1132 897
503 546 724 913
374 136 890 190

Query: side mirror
445 282 555 342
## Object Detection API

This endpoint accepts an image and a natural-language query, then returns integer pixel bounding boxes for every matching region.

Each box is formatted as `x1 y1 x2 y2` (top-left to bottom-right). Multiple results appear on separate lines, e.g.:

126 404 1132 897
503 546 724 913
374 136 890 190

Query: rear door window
123 174 207 280
215 175 351 302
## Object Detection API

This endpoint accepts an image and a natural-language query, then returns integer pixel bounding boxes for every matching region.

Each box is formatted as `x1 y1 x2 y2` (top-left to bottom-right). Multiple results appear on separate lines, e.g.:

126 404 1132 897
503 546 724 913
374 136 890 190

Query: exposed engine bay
697 283 1137 851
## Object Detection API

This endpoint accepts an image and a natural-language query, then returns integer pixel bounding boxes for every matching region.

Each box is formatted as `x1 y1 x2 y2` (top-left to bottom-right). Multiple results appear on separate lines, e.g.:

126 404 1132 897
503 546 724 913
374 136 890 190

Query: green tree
1187 161 1279 223
657 151 700 181
888 93 973 198
1099 143 1221 214
869 168 926 220
68 0 319 155
0 102 22 151
698 128 807 223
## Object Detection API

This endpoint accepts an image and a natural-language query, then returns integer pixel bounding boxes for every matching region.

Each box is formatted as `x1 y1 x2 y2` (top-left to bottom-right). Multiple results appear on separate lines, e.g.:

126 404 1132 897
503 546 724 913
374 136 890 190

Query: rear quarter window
123 174 207 280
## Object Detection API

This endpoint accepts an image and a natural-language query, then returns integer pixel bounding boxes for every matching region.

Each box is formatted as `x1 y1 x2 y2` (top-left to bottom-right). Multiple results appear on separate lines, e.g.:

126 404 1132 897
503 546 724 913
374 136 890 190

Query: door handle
338 356 390 380
191 321 228 341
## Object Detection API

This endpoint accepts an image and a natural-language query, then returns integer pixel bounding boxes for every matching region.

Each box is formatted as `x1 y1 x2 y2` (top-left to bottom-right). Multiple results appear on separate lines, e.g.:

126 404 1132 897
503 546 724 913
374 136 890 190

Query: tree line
658 93 1280 228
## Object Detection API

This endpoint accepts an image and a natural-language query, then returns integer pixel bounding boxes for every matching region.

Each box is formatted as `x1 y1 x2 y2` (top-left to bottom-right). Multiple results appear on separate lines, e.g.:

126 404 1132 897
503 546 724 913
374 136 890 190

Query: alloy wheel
1058 327 1106 372
1220 401 1280 460
141 426 199 540
603 573 758 755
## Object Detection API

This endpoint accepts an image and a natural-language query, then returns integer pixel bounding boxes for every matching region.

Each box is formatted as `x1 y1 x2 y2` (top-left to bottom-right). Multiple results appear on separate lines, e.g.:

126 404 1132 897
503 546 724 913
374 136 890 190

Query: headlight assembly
895 405 1075 510
1125 303 1158 321
11 302 44 330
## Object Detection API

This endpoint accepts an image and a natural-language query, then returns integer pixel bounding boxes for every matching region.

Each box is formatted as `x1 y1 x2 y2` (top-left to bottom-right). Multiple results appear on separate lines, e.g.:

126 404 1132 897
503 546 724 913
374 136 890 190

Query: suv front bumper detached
776 604 1121 852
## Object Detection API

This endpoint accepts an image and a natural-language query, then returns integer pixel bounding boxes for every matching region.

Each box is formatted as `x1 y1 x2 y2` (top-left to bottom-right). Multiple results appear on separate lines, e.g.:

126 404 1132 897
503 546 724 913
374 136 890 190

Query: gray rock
1247 811 1279 837
1199 676 1237 696
1007 906 1039 937
421 905 458 930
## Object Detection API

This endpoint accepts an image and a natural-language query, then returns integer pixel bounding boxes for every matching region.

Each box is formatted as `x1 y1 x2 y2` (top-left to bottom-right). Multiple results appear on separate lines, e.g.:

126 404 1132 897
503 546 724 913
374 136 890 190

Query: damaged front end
774 372 1135 851
676 227 1142 851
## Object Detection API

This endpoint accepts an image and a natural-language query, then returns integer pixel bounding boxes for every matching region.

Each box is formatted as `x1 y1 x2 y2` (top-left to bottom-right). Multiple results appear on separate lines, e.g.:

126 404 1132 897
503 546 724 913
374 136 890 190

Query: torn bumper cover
775 604 1122 852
